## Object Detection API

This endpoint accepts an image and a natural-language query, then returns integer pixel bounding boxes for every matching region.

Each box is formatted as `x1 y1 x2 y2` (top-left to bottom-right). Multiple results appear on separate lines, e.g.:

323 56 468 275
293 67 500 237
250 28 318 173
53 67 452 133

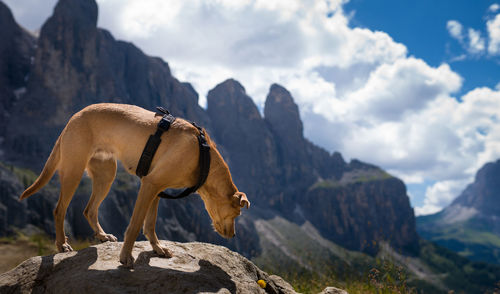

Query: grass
260 258 417 294
0 232 92 274
418 217 500 264
430 226 500 248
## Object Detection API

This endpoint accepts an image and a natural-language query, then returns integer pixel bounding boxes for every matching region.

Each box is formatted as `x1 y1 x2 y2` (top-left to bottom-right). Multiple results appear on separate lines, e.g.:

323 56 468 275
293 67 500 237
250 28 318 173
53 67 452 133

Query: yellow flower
257 279 267 289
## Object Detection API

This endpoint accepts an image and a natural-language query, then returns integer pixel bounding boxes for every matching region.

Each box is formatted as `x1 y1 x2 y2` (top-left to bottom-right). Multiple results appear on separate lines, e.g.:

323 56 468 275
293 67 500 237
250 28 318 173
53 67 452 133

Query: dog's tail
20 135 61 201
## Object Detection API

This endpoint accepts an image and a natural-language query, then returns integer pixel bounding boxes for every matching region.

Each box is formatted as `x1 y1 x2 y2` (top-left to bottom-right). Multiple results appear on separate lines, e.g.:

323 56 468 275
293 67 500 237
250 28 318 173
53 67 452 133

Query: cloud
446 20 486 55
467 28 485 53
447 20 463 41
487 13 500 54
415 179 470 215
489 3 500 13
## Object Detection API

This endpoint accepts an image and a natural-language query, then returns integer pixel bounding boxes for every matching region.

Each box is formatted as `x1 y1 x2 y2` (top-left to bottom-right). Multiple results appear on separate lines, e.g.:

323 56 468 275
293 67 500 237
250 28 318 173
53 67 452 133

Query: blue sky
345 0 499 94
4 0 500 215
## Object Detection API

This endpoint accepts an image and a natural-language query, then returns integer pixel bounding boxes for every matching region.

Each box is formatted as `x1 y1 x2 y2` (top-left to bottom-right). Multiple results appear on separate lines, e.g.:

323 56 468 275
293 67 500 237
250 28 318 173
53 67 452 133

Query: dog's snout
232 232 235 238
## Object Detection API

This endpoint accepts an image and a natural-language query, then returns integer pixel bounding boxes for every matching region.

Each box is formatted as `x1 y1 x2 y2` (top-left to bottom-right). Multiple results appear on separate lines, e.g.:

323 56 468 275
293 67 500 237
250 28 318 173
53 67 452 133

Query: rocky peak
451 159 500 216
264 83 304 144
207 79 262 123
48 0 98 28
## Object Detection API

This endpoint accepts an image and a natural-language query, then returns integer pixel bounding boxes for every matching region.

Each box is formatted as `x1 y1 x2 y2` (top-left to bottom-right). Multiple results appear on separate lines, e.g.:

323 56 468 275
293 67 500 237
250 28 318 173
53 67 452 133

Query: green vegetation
418 239 500 293
418 217 500 264
263 259 419 294
252 216 500 293
310 179 342 190
310 169 393 191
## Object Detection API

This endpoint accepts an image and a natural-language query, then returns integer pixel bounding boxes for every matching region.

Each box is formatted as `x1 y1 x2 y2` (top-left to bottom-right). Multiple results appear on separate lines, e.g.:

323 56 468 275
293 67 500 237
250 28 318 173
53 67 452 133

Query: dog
19 103 250 267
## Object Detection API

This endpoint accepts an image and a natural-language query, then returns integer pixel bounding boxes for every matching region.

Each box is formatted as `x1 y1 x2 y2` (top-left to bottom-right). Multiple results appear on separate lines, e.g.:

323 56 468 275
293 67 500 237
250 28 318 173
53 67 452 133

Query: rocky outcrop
0 241 297 294
207 79 282 208
0 2 35 139
417 159 500 264
450 159 500 217
302 162 419 255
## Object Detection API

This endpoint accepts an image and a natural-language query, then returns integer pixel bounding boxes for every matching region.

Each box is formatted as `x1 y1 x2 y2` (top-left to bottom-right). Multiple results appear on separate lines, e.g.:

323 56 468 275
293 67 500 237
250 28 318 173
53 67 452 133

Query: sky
3 0 500 215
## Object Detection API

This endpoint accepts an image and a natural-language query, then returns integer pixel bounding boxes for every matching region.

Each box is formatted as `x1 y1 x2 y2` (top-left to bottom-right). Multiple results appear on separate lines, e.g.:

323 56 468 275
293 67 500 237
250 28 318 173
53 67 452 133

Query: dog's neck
198 149 238 202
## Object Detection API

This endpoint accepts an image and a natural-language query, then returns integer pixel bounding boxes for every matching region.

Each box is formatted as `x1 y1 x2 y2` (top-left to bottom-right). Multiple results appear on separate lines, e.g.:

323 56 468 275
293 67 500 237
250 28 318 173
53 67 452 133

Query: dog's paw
57 242 73 253
97 233 118 242
152 244 173 258
119 252 135 268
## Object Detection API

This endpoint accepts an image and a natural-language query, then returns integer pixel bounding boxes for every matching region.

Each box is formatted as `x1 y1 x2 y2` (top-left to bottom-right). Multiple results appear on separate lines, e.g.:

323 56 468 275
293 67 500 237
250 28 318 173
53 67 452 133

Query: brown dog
19 103 249 267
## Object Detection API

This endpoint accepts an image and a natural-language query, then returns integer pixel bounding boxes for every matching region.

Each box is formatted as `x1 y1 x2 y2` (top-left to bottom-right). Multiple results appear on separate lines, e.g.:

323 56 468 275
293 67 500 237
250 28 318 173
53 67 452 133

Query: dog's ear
238 192 250 209
232 192 250 209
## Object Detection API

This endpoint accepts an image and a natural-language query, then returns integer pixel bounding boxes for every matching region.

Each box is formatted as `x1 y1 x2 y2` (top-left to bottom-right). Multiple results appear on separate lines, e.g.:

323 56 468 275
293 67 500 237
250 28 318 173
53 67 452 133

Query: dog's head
200 191 250 238
196 130 250 238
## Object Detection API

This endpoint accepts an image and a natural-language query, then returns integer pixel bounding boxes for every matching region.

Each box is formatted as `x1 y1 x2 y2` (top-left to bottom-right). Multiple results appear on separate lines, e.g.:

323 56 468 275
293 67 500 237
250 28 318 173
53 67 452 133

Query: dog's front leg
143 196 172 258
119 182 158 268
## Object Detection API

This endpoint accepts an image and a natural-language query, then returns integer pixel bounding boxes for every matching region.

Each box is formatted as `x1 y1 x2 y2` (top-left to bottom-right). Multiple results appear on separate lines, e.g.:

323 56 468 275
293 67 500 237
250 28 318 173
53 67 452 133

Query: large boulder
0 241 297 294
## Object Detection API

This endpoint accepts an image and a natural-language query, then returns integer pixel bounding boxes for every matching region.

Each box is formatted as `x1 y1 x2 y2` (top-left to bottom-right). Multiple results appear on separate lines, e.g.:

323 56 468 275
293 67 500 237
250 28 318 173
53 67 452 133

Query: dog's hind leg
143 196 172 258
84 156 117 242
54 162 87 252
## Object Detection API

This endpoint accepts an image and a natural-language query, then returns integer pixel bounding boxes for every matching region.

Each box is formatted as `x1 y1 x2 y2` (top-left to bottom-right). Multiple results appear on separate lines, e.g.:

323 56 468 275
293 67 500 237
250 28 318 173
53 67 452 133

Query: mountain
0 1 36 142
417 159 500 264
1 0 500 292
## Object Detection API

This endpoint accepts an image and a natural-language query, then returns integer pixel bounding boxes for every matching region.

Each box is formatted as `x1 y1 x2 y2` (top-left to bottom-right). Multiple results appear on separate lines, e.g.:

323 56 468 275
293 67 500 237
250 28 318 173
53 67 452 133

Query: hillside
417 159 500 264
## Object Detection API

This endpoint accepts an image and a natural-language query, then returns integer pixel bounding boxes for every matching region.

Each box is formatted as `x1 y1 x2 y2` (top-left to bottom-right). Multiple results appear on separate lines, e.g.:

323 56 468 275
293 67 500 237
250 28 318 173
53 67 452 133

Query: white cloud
489 3 500 13
487 14 500 54
447 20 463 41
415 179 470 215
446 20 486 55
467 28 485 53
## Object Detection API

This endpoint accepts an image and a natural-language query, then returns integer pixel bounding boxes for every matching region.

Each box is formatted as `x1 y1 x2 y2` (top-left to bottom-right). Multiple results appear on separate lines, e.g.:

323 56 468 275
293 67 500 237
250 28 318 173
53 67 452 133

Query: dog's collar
136 107 211 200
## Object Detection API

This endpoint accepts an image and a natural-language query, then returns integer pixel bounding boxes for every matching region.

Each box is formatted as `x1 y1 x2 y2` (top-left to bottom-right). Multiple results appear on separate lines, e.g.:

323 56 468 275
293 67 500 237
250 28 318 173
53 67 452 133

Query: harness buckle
158 114 175 132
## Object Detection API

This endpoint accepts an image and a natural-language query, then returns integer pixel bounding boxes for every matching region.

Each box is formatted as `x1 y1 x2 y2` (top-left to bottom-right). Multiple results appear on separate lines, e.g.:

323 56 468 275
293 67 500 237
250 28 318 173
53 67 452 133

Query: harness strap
135 107 175 178
136 107 211 200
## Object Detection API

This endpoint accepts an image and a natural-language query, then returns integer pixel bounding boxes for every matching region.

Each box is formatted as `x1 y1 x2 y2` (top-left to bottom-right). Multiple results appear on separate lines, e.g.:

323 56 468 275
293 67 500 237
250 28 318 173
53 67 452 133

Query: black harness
136 107 211 199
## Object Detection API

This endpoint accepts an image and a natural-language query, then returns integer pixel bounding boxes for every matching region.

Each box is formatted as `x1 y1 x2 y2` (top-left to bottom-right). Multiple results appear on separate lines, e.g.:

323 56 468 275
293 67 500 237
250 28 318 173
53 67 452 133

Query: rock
0 1 35 139
302 165 419 255
417 159 500 264
206 79 282 208
450 159 500 216
318 286 349 294
0 241 297 294
264 84 304 149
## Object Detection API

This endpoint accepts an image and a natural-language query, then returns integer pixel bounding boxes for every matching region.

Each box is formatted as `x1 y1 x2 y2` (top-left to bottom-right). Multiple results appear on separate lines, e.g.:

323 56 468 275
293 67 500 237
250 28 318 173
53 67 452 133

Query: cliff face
417 159 500 264
302 165 419 255
0 0 418 258
0 2 35 139
450 159 500 217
